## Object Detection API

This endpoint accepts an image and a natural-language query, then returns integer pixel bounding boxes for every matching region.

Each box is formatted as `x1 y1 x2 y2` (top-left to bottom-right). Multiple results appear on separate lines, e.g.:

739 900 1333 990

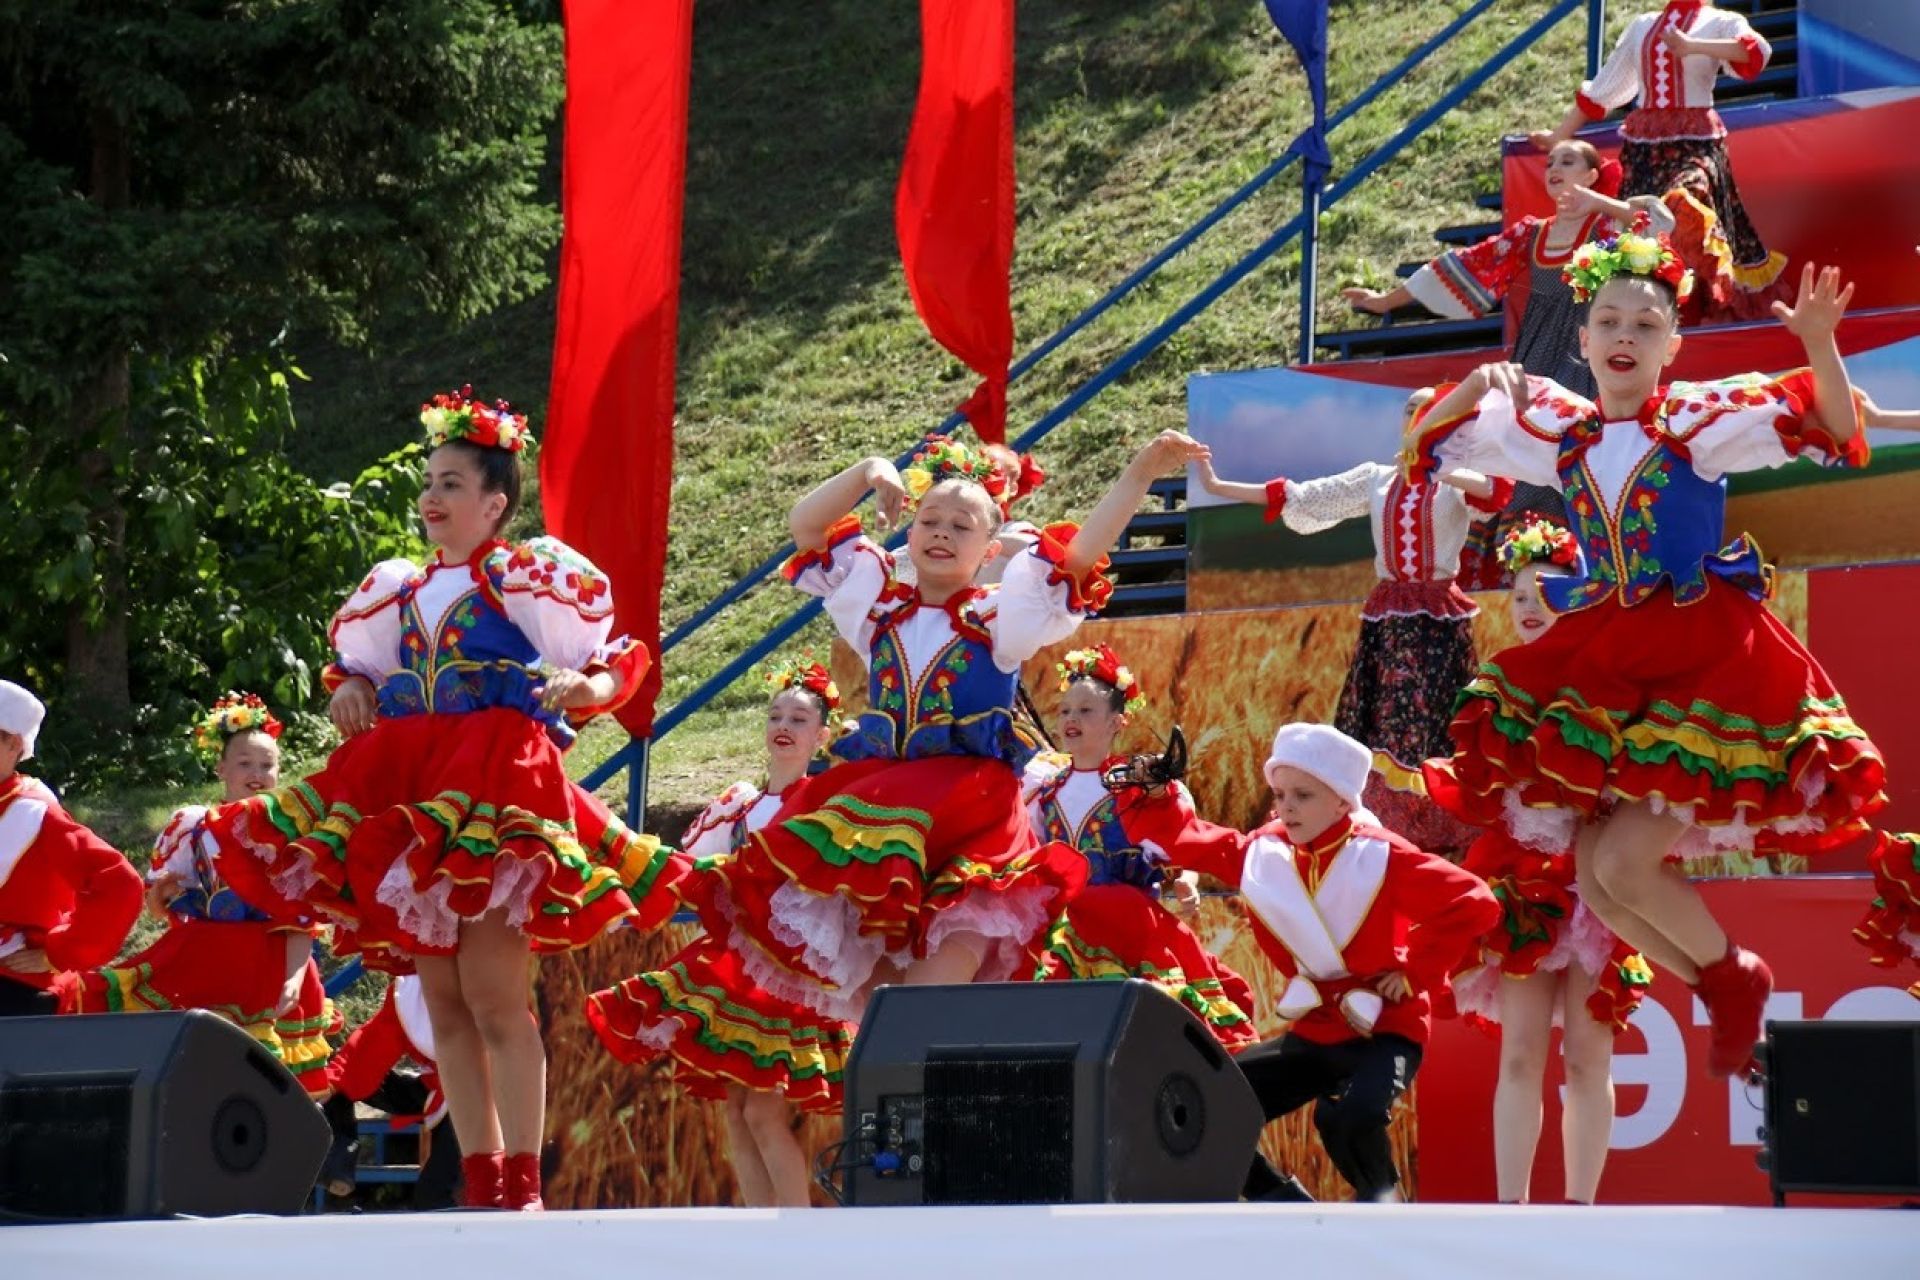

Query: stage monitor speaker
842 980 1262 1205
0 1010 330 1220
1761 1019 1920 1199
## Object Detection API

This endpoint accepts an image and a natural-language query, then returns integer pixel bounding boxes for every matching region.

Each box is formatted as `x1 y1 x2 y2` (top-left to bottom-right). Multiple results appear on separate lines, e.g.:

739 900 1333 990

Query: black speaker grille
1768 1021 1920 1194
924 1051 1074 1204
0 1078 133 1218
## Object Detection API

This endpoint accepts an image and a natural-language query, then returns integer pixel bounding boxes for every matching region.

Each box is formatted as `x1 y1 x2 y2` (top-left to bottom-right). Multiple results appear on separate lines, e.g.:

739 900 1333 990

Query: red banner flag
896 0 1016 444
544 0 694 736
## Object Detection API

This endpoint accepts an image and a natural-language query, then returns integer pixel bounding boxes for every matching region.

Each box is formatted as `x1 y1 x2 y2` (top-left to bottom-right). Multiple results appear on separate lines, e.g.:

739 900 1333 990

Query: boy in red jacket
0 680 142 1018
1176 723 1499 1202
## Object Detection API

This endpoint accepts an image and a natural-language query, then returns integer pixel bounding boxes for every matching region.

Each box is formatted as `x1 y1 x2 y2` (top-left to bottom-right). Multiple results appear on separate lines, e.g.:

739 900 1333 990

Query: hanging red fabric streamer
895 0 1016 445
543 0 695 736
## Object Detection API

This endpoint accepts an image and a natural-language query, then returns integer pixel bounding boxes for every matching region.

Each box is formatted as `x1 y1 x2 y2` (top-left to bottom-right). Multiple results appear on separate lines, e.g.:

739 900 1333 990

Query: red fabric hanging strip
895 0 1016 445
543 0 695 736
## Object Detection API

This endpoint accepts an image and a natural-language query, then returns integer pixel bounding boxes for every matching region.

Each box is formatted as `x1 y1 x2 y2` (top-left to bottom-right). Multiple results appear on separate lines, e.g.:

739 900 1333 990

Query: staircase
1098 0 1803 616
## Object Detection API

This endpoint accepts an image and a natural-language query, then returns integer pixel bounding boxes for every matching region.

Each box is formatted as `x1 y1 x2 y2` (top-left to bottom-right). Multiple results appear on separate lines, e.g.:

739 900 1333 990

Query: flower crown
1562 214 1694 305
764 657 840 714
901 434 1013 516
1497 516 1580 574
1056 644 1146 715
421 385 531 454
191 692 283 761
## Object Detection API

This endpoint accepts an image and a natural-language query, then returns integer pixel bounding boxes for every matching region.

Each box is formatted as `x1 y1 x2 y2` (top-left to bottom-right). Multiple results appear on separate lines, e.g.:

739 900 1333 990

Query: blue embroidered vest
1545 419 1770 616
830 589 1036 769
374 558 576 747
170 816 276 925
1033 768 1165 891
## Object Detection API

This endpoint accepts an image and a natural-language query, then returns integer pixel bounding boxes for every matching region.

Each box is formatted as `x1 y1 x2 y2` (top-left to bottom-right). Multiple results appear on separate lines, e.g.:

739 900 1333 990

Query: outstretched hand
1133 430 1210 478
1770 263 1854 343
1555 184 1601 219
1527 128 1563 154
1473 360 1528 404
1341 286 1393 315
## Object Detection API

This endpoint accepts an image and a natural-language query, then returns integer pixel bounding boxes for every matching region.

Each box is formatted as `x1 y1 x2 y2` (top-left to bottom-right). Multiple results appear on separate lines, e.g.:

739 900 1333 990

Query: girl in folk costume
62 695 337 1096
1023 644 1257 1049
1532 1 1790 325
1344 140 1674 536
0 681 142 1018
1407 232 1887 1079
1193 392 1512 857
718 431 1204 1021
1448 521 1653 1205
1854 830 1920 1001
1171 724 1499 1202
209 388 677 1211
588 659 854 1209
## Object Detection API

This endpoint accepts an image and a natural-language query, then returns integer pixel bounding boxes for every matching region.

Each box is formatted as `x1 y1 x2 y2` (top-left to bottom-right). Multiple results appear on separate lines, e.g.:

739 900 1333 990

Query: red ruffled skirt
58 920 338 1094
210 709 680 973
718 755 1089 1020
1423 581 1886 864
1446 830 1652 1036
587 935 852 1114
1855 830 1920 999
1035 882 1258 1050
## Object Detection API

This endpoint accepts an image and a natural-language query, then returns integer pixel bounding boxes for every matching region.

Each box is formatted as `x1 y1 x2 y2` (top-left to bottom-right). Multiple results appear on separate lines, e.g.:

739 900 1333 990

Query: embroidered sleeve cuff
1401 382 1471 483
1730 32 1768 80
1774 369 1871 469
1031 520 1114 615
1574 89 1606 121
320 663 374 695
1262 478 1290 524
781 513 865 584
567 635 653 725
1465 476 1515 515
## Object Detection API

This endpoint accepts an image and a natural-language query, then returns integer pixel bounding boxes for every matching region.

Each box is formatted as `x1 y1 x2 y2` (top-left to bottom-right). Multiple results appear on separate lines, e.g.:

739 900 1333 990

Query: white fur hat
0 680 46 761
1263 722 1370 811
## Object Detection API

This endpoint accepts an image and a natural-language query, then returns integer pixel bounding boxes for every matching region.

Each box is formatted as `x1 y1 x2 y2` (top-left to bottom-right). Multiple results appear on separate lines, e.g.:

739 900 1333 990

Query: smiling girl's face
419 444 509 555
905 481 999 593
1508 563 1567 643
765 689 830 770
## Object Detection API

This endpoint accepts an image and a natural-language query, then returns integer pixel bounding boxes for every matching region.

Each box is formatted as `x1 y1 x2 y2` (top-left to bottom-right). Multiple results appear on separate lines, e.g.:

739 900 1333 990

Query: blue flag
1263 0 1331 183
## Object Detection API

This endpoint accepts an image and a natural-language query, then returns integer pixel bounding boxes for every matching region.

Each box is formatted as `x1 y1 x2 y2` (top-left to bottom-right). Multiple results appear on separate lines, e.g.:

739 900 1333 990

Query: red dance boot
503 1151 544 1212
1692 944 1773 1078
460 1151 506 1209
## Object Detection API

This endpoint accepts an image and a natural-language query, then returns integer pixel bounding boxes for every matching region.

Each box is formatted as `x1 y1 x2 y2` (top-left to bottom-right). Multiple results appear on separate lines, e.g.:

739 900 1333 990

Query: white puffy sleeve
496 538 653 720
1274 462 1388 535
149 806 212 889
782 515 897 664
1576 13 1652 118
1020 754 1069 840
1666 370 1868 481
1406 375 1582 489
679 783 762 860
1699 9 1769 81
988 522 1114 673
325 559 417 687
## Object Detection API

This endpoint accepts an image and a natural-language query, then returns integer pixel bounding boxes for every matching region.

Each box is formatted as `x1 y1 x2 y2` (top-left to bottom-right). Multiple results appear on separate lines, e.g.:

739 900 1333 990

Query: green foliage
0 351 423 788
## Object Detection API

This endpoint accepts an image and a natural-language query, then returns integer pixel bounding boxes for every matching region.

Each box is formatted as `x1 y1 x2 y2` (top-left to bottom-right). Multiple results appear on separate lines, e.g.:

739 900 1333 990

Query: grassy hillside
72 0 1611 840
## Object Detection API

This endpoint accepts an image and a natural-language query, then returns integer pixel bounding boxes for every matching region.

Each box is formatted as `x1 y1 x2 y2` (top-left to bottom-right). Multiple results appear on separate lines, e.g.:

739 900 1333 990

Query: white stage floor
6 1202 1915 1280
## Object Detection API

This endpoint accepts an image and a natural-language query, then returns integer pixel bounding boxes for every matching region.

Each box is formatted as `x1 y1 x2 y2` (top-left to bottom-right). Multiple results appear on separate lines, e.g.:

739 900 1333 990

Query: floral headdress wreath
191 692 283 761
764 657 840 715
1497 515 1581 575
1562 213 1694 305
980 442 1048 512
420 385 531 454
1056 644 1146 715
901 434 1014 517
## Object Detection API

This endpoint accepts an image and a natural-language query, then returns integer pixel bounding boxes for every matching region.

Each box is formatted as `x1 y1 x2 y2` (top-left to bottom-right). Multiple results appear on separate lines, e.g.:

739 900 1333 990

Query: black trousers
1238 1031 1423 1201
0 976 57 1017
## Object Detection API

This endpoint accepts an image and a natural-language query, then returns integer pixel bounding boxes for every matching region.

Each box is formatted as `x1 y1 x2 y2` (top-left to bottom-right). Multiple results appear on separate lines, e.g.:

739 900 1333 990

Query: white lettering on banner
1597 998 1687 1150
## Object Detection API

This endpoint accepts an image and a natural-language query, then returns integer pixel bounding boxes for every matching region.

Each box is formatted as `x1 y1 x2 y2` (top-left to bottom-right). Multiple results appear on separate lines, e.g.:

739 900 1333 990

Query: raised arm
790 455 907 550
1771 264 1860 443
1192 453 1269 507
1860 391 1920 432
1060 431 1208 578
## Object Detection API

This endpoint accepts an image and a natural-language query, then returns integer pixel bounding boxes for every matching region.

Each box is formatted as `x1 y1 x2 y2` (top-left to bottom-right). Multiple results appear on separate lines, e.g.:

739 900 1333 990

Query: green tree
0 1 562 735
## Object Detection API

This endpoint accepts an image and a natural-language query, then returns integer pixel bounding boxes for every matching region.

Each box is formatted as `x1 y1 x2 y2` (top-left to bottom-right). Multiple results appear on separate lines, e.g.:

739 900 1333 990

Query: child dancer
717 431 1203 1021
1024 643 1257 1049
1407 236 1886 1078
1194 394 1510 856
0 680 143 1018
1449 520 1652 1204
211 388 676 1210
1531 1 1790 324
588 659 854 1209
1171 723 1499 1202
62 694 336 1096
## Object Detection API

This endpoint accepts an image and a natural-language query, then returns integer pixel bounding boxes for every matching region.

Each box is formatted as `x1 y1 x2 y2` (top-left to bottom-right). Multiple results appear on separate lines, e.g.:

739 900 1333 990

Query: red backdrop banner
1417 877 1920 1205
896 0 1016 444
543 0 695 735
